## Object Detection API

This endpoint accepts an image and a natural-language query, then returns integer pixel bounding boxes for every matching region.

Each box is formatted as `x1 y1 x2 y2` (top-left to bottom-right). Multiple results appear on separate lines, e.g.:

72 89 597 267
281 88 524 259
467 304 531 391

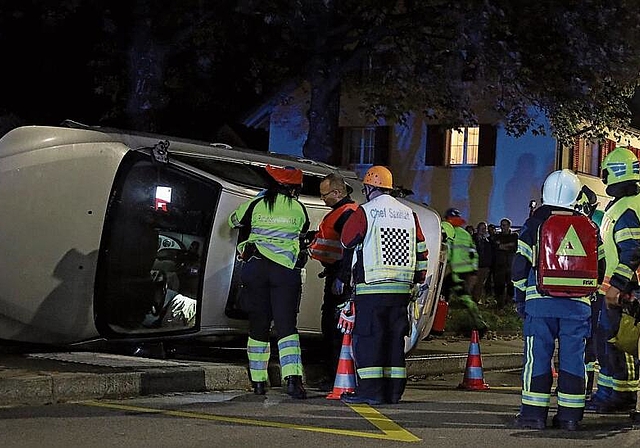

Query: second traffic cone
457 329 489 390
326 333 356 400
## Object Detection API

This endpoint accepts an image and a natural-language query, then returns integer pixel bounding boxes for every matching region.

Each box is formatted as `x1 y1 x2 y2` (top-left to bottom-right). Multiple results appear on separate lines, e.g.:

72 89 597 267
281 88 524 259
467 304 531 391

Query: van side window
171 155 322 197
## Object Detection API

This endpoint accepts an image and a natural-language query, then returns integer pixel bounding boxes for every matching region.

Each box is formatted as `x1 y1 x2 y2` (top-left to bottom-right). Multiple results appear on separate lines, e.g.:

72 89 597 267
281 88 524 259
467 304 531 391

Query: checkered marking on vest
381 228 410 265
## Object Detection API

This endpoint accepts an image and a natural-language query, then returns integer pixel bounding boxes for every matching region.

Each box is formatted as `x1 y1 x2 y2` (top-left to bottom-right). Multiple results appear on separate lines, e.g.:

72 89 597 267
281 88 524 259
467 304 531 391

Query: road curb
406 353 523 376
0 364 252 407
0 354 523 407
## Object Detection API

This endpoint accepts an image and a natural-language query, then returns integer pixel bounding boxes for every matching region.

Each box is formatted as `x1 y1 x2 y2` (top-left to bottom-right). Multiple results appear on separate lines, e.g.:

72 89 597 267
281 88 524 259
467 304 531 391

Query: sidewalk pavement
0 334 523 407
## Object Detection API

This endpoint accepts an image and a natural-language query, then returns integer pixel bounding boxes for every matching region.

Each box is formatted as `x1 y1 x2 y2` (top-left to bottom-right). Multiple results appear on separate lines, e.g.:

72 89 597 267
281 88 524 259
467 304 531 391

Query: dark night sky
2 3 640 145
0 4 271 147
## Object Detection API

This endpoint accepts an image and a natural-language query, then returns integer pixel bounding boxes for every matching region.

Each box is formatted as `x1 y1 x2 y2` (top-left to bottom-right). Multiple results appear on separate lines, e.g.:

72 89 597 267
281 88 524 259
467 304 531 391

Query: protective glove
332 278 344 296
337 301 356 334
167 294 197 325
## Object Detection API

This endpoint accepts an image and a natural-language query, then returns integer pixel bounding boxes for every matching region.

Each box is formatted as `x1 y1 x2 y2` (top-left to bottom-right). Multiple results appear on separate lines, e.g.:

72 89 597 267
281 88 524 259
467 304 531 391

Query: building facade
244 84 570 228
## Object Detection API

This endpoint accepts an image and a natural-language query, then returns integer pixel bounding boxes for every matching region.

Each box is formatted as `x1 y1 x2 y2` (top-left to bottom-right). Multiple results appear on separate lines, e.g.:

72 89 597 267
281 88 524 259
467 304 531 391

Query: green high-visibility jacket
229 194 310 269
599 195 640 293
448 226 478 274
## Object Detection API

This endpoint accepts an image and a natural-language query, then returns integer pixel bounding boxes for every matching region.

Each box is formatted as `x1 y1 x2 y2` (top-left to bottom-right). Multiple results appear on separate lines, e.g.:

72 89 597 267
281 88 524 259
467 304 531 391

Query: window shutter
374 126 390 165
599 139 617 171
602 139 616 161
425 125 445 166
572 138 580 171
477 125 497 166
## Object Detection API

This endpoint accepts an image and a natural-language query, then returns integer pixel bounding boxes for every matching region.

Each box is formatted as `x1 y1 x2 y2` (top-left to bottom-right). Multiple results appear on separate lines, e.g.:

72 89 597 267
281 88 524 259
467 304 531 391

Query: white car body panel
0 124 446 353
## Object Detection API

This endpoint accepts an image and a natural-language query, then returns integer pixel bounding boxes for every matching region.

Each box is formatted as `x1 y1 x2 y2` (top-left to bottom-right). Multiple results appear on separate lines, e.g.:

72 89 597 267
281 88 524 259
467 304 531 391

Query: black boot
252 381 266 395
631 410 640 427
286 375 307 399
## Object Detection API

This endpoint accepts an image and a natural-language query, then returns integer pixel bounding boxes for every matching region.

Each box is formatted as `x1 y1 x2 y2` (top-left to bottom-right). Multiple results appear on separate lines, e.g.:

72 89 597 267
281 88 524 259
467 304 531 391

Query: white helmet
542 169 581 208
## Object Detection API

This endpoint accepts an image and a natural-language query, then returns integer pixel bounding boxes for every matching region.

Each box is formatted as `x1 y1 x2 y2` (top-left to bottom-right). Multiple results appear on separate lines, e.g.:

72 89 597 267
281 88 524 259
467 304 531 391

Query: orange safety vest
309 202 358 264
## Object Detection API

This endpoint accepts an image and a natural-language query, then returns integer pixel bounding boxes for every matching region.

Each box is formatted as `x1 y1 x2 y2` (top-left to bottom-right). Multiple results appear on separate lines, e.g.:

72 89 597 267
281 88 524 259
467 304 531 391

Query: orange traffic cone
457 329 490 390
326 333 357 400
551 360 558 379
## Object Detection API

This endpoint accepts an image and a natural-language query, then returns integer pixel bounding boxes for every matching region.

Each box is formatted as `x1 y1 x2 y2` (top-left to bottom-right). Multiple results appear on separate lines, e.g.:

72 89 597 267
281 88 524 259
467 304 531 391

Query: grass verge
445 299 522 336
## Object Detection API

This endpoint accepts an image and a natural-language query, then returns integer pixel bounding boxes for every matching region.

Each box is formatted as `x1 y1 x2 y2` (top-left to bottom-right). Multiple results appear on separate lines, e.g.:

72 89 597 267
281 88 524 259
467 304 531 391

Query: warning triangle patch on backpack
536 211 599 297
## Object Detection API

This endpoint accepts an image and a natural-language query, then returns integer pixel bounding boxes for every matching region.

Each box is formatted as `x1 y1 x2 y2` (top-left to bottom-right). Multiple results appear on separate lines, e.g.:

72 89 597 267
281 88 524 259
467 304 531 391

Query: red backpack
535 211 599 297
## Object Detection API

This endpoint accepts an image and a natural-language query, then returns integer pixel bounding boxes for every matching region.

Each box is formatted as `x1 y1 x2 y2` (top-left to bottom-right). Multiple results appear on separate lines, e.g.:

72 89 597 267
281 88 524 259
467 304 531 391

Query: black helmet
574 185 598 217
445 208 462 218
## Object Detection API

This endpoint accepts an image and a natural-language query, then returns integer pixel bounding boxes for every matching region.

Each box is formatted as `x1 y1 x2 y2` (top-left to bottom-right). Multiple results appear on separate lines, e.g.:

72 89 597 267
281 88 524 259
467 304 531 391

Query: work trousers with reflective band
592 303 639 404
352 293 409 403
520 316 590 422
247 335 303 382
242 257 303 381
448 273 485 330
584 294 602 394
247 337 270 382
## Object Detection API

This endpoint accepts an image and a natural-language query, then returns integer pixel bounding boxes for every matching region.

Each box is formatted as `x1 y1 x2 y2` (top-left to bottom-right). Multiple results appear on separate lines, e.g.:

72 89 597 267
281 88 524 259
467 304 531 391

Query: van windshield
94 152 219 337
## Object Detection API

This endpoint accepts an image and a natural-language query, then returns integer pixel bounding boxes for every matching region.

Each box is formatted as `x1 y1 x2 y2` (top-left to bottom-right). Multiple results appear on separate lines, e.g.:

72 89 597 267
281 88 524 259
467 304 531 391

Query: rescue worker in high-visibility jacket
337 165 428 405
308 172 358 387
587 147 640 415
441 208 487 336
574 185 604 400
513 169 605 431
228 165 310 399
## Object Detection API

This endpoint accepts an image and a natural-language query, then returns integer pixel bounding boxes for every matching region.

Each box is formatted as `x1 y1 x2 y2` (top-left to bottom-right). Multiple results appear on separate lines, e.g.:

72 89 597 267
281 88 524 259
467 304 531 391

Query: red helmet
265 165 303 186
444 207 465 227
445 208 462 219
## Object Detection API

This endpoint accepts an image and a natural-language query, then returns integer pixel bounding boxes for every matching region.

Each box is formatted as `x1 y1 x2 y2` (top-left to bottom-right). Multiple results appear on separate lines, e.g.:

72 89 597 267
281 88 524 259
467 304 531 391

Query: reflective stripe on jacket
229 194 309 269
449 226 478 274
359 195 416 284
599 194 640 293
309 201 358 264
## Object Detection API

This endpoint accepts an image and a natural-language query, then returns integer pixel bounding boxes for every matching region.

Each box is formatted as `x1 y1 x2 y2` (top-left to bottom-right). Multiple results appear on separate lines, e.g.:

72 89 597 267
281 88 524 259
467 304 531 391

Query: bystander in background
493 218 517 309
472 221 494 305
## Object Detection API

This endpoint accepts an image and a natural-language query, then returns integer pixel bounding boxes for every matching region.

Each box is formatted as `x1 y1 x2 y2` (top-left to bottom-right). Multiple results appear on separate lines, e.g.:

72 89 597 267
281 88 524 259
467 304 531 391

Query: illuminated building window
425 124 496 167
448 127 479 165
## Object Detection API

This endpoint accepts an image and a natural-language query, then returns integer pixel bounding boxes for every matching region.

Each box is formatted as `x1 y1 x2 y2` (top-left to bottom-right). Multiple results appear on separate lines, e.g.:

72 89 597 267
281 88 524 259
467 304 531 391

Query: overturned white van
0 123 446 352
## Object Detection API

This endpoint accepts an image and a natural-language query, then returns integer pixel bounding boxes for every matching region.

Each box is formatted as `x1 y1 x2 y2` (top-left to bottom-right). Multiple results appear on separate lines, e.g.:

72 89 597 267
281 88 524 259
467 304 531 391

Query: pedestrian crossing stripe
555 225 586 257
83 401 421 442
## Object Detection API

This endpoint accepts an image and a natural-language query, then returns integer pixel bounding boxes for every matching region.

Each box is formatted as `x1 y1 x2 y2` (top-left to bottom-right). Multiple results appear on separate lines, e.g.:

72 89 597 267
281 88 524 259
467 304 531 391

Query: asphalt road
1 369 637 448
